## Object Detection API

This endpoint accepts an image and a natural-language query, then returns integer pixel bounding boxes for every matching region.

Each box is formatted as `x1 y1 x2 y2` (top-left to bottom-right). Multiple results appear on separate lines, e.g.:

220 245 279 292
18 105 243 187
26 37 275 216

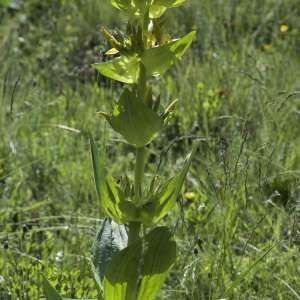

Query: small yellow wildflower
184 192 196 201
280 24 289 33
263 43 272 50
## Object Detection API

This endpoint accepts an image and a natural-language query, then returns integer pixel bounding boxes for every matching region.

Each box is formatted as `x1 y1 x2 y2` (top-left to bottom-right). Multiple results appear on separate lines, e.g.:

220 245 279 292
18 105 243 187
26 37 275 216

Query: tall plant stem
128 147 146 245
128 222 141 245
134 147 146 202
128 16 147 247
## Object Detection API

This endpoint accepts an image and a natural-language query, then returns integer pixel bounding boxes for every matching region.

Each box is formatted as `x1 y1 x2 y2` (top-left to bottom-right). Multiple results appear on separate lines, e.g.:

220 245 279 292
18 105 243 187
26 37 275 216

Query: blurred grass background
0 0 300 299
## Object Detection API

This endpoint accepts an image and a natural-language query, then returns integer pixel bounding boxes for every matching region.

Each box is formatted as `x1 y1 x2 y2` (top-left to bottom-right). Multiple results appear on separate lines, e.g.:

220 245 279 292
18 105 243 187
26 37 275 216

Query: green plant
89 1 195 299
43 0 195 299
1 0 300 298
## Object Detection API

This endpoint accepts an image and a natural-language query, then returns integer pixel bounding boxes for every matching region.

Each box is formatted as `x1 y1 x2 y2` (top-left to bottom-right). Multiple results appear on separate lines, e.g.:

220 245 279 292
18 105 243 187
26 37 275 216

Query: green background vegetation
0 0 300 299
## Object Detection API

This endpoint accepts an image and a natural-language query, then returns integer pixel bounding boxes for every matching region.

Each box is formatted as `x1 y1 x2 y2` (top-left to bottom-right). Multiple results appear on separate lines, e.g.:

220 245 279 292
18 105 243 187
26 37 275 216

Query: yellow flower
184 192 196 201
263 43 272 50
280 24 289 33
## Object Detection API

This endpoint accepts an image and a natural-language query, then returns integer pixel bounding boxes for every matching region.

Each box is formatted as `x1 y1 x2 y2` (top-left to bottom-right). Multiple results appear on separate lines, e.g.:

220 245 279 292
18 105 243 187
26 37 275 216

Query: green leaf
102 175 124 222
42 274 64 300
111 0 131 12
103 227 176 300
111 0 149 16
93 56 140 84
150 0 186 18
174 143 197 197
154 0 186 5
92 219 128 287
93 32 195 83
90 135 105 198
90 136 123 223
146 144 197 223
118 200 140 220
103 240 142 300
149 5 167 18
133 145 197 224
137 227 176 300
105 89 163 147
142 31 196 77
150 176 178 223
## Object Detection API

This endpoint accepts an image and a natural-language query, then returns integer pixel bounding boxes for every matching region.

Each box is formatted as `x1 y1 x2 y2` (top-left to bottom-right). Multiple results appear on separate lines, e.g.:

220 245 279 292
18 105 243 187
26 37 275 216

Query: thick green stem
127 11 148 251
134 147 146 203
128 222 141 245
128 147 146 246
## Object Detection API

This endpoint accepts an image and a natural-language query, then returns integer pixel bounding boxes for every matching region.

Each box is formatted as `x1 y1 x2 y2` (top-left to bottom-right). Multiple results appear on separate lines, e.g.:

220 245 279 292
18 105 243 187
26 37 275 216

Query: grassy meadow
0 0 300 299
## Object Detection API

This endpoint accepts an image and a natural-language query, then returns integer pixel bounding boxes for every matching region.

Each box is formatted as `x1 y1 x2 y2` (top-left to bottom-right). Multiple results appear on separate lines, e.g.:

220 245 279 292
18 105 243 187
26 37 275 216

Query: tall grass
0 0 299 299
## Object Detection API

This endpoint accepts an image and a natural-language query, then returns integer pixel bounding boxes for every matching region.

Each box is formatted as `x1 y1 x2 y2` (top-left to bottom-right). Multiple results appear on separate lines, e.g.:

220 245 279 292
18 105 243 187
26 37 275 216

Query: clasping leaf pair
90 136 197 225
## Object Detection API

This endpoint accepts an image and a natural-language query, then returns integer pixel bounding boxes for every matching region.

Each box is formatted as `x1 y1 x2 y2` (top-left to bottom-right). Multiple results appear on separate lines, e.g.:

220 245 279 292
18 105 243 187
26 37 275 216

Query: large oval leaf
103 227 176 300
142 31 196 77
103 241 142 300
92 219 128 287
104 89 164 147
93 31 195 84
137 227 176 300
93 56 140 84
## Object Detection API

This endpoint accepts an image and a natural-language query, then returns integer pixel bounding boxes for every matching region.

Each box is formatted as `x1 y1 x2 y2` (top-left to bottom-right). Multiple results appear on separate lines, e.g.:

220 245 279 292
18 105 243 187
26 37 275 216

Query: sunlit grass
0 0 299 299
